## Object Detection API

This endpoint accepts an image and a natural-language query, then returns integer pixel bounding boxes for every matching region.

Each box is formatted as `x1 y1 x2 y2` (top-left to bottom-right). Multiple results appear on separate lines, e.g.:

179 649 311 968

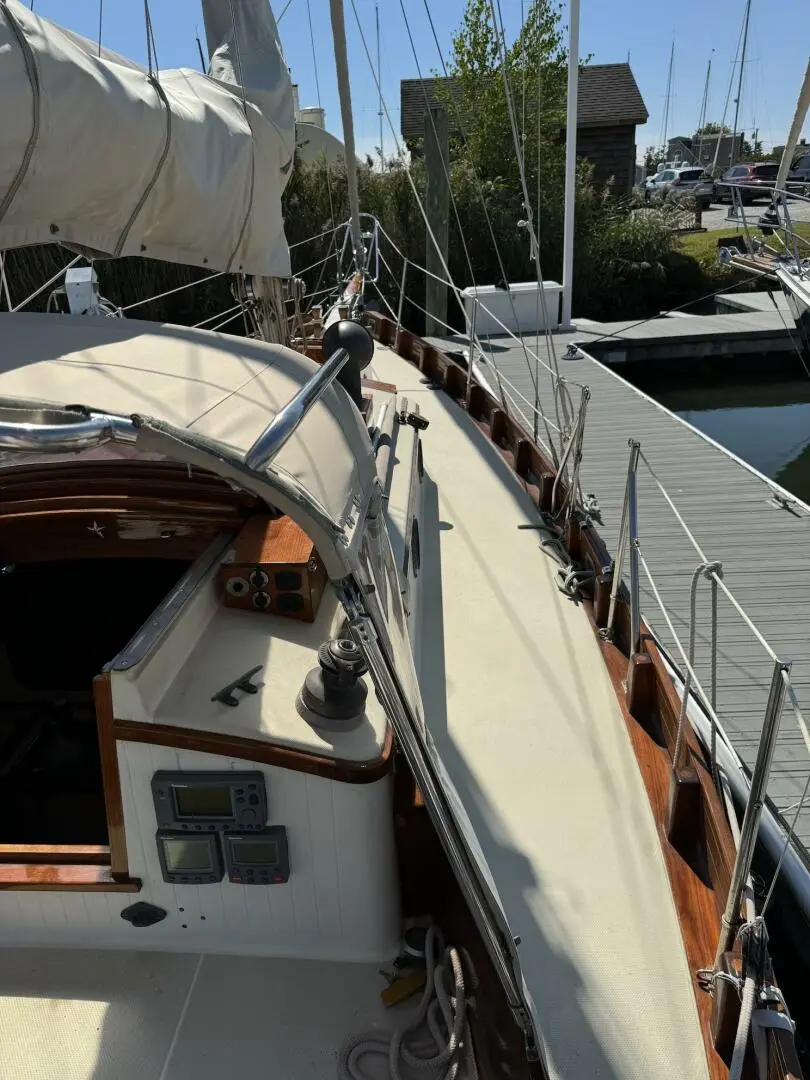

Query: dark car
716 162 779 204
788 151 810 195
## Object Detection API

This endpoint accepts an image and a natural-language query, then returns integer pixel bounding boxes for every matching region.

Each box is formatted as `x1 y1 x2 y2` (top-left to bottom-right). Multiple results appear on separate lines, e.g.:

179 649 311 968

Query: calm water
633 374 810 503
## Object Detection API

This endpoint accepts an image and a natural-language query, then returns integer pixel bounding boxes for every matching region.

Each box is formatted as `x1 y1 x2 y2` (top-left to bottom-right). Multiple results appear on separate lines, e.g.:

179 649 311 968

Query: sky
29 0 810 163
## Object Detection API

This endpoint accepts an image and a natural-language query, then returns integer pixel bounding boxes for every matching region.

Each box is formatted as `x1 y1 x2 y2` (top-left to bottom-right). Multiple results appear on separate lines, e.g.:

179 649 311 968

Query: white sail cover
0 0 295 276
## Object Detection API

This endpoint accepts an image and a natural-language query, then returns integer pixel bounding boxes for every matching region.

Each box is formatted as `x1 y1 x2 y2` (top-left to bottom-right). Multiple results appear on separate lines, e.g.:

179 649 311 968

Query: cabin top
0 313 378 543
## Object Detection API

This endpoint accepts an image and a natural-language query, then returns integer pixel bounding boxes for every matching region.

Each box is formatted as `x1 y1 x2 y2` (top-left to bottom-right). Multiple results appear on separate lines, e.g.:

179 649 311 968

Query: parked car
715 162 779 204
646 166 712 207
788 152 810 196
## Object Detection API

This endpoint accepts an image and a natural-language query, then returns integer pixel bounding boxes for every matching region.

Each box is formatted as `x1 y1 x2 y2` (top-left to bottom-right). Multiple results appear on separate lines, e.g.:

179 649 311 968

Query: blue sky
30 0 809 161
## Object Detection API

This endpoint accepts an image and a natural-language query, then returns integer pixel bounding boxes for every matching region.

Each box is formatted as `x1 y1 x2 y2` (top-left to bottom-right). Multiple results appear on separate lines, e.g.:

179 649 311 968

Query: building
666 133 744 170
399 63 648 196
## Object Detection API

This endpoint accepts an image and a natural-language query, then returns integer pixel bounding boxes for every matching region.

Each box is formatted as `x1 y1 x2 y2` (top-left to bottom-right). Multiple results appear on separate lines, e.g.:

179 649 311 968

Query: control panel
156 831 224 884
223 827 290 885
152 771 267 832
219 515 326 622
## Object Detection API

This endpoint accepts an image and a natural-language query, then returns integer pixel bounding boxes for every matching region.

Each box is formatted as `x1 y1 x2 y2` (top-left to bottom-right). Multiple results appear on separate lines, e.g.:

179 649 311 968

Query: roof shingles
400 63 647 139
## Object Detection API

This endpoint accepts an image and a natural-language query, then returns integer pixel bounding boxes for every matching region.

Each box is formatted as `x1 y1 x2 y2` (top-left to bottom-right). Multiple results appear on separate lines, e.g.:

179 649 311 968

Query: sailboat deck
469 333 810 852
0 947 413 1080
369 343 709 1080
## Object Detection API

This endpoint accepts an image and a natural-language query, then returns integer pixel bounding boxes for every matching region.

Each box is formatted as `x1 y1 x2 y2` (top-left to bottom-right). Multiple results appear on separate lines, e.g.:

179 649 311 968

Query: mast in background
376 2 384 171
730 0 752 167
661 41 675 156
695 50 714 166
560 0 580 329
328 0 365 273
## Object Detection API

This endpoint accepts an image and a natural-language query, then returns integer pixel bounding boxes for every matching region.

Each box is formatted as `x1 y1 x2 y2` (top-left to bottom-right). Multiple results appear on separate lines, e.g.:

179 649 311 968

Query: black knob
120 901 167 928
321 320 374 409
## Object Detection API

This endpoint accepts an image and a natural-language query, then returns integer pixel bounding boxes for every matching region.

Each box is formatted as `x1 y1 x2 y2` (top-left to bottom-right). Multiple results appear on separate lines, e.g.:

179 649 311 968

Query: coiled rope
338 926 472 1080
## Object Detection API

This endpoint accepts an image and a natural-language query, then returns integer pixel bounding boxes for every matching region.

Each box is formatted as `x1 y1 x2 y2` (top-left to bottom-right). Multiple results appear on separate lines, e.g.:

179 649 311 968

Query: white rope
294 249 340 279
638 450 778 661
208 307 247 333
290 222 348 250
10 255 82 312
192 302 243 329
119 270 228 313
339 926 471 1080
729 971 757 1080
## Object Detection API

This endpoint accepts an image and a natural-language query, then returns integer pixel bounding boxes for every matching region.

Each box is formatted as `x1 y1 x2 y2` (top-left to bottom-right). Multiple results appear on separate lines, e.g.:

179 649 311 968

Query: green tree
696 122 731 135
444 0 568 182
643 145 665 173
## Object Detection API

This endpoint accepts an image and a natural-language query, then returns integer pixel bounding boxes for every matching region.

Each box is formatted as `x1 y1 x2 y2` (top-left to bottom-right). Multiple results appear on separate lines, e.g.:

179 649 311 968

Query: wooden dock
434 329 810 849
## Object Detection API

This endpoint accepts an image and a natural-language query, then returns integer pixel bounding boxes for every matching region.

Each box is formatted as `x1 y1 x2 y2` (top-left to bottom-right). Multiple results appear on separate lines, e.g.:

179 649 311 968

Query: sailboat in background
0 1 805 1078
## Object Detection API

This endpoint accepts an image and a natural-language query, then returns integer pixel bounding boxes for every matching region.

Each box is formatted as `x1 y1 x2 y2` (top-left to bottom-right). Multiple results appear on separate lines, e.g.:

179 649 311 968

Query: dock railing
603 437 810 972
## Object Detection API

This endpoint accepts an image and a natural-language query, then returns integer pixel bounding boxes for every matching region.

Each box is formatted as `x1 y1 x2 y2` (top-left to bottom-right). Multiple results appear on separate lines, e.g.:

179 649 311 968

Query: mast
661 41 674 156
730 0 752 166
560 0 580 329
695 51 713 166
376 1 383 171
328 0 365 273
776 59 810 194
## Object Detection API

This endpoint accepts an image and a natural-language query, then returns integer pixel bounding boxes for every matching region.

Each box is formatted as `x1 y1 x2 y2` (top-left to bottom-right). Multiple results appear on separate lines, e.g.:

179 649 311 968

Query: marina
0 0 809 1077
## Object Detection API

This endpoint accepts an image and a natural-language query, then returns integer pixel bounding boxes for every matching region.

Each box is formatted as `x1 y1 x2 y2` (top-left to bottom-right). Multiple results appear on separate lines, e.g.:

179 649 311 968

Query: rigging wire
418 0 560 455
97 0 103 56
305 0 338 231
277 0 296 23
142 0 159 76
330 0 365 274
487 0 568 442
345 0 470 331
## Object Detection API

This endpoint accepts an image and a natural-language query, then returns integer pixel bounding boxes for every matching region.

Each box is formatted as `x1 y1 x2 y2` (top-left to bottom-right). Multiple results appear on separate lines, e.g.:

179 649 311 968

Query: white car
645 166 710 205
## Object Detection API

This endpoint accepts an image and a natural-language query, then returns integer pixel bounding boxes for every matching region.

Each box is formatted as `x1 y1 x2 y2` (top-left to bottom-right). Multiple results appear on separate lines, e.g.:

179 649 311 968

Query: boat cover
0 0 295 276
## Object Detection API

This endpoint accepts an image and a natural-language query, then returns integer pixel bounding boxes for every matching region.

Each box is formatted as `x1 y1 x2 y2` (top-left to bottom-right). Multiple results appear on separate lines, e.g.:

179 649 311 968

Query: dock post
424 105 450 338
715 658 791 965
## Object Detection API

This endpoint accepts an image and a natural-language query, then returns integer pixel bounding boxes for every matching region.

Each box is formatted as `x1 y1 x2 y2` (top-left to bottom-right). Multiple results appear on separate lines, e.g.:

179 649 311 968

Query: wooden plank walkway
458 332 810 849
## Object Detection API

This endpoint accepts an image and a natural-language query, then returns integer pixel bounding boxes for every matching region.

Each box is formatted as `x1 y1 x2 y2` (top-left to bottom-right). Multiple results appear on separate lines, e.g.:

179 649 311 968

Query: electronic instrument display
156 831 224 884
152 771 267 831
223 827 290 885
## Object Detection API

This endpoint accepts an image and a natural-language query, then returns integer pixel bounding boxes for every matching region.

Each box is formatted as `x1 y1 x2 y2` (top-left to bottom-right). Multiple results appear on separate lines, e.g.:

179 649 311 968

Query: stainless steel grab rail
243 345 351 472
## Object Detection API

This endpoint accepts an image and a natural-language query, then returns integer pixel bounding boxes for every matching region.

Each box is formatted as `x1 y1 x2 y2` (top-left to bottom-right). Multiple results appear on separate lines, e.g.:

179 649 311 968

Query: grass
678 220 810 263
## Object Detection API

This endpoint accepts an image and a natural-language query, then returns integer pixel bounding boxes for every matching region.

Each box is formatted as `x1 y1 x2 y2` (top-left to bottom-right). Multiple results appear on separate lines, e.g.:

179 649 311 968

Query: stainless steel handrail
244 344 352 472
0 408 137 452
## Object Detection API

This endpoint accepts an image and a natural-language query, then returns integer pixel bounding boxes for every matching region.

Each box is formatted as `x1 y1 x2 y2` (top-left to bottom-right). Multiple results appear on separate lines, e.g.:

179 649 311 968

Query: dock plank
476 332 810 849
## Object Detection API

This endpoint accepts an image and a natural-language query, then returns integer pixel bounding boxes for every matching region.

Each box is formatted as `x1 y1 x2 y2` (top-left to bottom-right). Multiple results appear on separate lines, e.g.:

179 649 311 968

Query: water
633 373 810 503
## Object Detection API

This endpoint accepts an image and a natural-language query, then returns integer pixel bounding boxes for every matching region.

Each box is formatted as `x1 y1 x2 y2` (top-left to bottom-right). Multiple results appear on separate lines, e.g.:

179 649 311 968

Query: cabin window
0 558 191 849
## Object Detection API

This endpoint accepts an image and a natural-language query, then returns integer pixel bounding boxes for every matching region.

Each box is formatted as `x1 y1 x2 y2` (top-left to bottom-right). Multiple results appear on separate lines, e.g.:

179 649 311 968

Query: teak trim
363 311 758 1080
0 674 141 892
112 717 394 784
